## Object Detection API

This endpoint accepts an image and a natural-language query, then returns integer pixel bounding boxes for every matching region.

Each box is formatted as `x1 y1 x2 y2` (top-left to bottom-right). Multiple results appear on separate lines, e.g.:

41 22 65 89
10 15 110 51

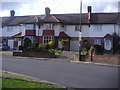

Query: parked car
0 44 10 51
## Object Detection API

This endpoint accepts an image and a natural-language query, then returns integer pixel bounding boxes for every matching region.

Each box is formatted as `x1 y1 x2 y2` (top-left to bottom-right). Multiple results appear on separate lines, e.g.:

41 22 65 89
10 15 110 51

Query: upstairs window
25 24 35 30
75 25 80 31
94 25 102 32
44 24 54 30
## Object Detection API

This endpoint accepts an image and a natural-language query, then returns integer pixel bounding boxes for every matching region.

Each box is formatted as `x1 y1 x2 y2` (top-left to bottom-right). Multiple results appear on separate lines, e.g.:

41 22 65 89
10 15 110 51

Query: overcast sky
0 0 119 17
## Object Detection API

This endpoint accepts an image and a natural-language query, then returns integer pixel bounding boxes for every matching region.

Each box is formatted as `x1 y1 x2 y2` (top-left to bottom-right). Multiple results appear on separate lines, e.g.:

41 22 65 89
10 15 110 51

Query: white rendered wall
2 26 22 37
64 24 118 38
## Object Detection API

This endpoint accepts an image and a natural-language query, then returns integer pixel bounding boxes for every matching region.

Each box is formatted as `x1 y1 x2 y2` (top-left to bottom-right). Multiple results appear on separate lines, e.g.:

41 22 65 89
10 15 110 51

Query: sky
0 0 119 17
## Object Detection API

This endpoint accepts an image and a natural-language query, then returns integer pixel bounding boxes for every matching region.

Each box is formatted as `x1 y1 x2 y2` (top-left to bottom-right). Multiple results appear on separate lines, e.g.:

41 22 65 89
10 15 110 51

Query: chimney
88 6 92 13
10 10 15 17
45 7 50 16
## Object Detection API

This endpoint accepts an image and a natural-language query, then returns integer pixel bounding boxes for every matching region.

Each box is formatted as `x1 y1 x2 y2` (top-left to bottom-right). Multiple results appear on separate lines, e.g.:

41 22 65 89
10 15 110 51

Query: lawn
2 78 55 88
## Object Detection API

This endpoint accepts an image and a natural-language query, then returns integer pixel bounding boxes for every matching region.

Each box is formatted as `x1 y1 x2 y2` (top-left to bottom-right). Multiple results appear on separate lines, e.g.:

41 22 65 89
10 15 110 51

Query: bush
22 37 32 50
81 48 88 55
46 44 50 49
18 45 23 50
112 33 120 54
94 45 104 55
38 44 48 53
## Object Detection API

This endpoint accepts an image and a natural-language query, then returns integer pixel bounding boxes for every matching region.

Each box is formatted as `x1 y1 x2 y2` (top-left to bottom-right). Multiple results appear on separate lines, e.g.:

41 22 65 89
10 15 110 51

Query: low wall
13 51 55 58
86 54 119 65
73 52 119 65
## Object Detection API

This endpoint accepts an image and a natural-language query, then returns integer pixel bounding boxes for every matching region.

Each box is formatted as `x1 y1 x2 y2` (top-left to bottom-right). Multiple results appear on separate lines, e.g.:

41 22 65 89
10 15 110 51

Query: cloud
0 0 119 17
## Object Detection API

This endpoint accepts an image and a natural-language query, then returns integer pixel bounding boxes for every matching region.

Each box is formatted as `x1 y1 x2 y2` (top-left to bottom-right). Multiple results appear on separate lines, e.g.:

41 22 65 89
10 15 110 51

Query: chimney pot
87 6 92 13
45 7 50 15
10 10 15 17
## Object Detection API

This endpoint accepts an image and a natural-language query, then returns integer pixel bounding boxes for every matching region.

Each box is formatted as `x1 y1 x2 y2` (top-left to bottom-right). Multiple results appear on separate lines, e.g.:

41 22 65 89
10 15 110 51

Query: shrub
38 44 48 53
81 48 88 55
46 44 50 49
22 37 32 50
112 33 120 54
83 40 90 51
94 45 104 55
18 45 23 50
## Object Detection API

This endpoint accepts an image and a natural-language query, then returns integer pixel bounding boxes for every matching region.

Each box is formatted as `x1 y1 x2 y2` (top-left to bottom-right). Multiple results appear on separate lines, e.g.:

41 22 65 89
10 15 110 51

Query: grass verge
2 78 55 88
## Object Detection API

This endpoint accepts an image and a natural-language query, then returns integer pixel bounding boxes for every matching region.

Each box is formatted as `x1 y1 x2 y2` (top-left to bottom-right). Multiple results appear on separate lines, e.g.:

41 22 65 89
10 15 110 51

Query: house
0 7 119 51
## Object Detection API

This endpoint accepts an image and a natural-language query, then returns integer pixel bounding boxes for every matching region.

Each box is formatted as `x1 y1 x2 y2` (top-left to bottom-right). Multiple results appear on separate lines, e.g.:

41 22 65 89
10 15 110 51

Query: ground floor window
43 36 54 44
94 39 101 45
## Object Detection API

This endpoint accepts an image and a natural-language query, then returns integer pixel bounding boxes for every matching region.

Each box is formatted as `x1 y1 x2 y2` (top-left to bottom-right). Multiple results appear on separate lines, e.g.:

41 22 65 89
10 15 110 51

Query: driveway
2 51 119 88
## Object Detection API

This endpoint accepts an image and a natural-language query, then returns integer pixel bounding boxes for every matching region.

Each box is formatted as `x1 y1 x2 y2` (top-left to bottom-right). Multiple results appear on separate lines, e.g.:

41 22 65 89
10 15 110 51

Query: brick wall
85 52 119 65
72 51 119 65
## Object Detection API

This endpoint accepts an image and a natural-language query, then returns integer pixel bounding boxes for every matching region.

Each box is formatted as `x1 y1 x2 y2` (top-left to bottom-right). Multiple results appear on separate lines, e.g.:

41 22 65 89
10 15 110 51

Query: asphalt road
2 53 119 88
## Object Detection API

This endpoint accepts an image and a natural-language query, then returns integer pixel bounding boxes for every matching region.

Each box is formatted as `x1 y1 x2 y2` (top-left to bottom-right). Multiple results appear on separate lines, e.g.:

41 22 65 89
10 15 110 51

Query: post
79 0 82 61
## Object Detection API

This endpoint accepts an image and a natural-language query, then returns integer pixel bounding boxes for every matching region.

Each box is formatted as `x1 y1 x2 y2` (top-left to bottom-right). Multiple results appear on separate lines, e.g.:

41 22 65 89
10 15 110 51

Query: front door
104 39 112 50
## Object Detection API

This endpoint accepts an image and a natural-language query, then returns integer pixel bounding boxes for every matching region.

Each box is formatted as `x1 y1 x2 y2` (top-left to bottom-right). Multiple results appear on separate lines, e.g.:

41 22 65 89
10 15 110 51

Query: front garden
13 37 62 58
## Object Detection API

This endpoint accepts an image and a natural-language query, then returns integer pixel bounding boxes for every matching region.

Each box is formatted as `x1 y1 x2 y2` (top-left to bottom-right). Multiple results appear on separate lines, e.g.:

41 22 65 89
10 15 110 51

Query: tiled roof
104 34 112 38
58 32 70 37
1 13 119 26
21 16 39 24
42 30 54 36
12 32 22 38
43 15 60 23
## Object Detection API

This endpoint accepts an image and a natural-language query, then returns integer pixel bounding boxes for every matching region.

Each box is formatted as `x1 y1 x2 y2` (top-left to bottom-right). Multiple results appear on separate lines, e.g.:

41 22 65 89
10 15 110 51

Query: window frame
94 39 101 45
43 35 54 44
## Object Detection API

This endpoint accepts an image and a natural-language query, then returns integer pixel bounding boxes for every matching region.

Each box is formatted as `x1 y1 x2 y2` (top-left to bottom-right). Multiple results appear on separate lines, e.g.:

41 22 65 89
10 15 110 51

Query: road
2 52 119 88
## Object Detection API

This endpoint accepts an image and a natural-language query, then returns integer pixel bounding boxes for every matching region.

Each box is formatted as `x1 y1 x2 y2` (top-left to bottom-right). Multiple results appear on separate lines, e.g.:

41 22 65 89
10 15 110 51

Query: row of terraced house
0 7 120 51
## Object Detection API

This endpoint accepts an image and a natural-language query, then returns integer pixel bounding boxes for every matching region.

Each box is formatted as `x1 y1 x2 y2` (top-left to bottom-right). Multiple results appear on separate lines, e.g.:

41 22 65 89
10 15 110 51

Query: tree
22 37 32 50
112 33 120 54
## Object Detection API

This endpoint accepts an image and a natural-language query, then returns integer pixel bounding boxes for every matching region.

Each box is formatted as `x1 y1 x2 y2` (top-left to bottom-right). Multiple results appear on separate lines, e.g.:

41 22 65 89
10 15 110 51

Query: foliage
94 45 104 55
38 44 48 53
90 46 94 52
83 40 90 51
48 41 55 48
46 44 50 49
81 48 88 55
22 37 32 50
112 33 120 54
18 45 23 50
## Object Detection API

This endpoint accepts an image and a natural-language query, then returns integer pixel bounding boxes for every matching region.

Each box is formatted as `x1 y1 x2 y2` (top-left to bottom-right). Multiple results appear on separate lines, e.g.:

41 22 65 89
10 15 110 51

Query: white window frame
44 24 53 30
25 24 35 30
75 25 80 31
43 36 54 44
94 25 102 32
94 39 101 45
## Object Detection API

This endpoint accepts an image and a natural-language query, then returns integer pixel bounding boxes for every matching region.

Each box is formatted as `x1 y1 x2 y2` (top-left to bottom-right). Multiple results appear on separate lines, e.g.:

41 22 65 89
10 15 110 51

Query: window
94 25 102 32
25 24 35 30
94 39 101 45
7 26 13 32
44 24 53 30
75 25 80 31
43 36 54 44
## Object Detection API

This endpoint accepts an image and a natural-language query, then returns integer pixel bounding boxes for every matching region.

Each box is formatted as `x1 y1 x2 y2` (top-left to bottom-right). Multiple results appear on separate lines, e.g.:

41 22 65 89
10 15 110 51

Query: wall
65 24 118 38
1 26 21 37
